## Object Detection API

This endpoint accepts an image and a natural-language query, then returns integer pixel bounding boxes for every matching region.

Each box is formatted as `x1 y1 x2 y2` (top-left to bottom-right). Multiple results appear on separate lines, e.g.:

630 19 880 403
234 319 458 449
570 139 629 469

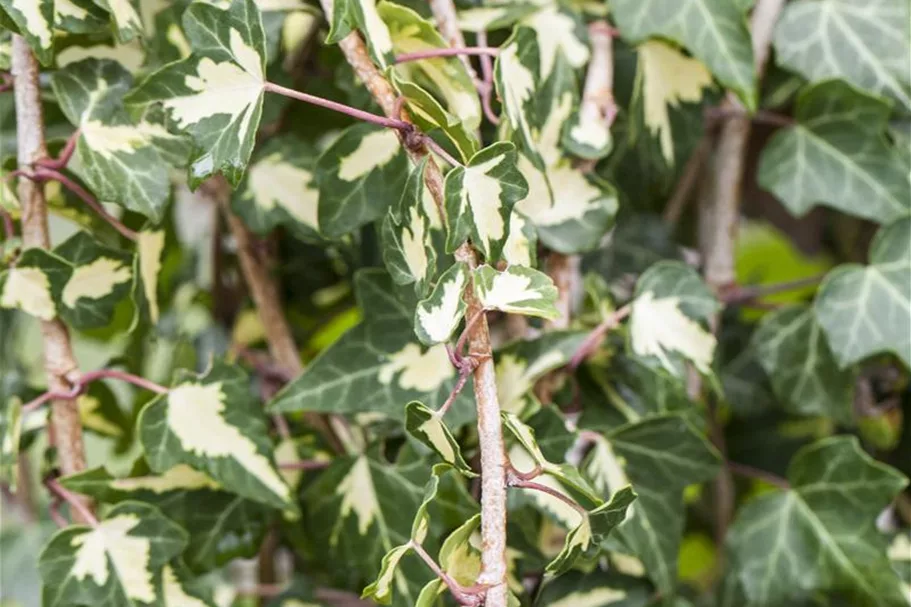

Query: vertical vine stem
11 36 93 523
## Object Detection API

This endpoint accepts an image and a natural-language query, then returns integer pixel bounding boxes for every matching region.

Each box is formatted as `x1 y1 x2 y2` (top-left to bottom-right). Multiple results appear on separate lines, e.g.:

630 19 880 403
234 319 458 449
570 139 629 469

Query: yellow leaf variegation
474 265 558 319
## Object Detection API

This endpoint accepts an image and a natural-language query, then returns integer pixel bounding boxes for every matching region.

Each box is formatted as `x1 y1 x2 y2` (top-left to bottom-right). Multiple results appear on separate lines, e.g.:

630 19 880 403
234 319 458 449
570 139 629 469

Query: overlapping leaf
814 217 911 368
413 262 467 345
133 229 165 325
405 403 474 476
773 0 911 111
93 0 143 43
758 80 910 224
382 159 437 296
126 0 267 186
51 59 171 222
727 436 909 606
534 571 652 607
610 0 755 108
0 0 54 64
138 360 294 512
474 265 559 320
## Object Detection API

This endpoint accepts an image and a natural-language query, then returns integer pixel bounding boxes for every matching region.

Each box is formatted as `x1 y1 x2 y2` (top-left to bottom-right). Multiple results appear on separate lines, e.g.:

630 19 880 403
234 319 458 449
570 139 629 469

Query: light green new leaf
92 0 143 42
413 513 484 607
496 331 587 415
758 80 910 224
582 415 721 596
546 486 637 575
51 59 171 222
774 0 911 111
753 305 853 422
503 211 537 267
138 360 295 512
413 262 467 345
610 0 756 109
232 137 320 240
475 264 559 320
630 261 719 377
814 217 911 369
444 142 529 261
381 2 482 134
382 160 437 295
362 544 412 605
0 398 22 491
406 402 474 476
269 270 475 427
38 501 188 607
728 436 909 606
0 0 54 64
316 123 409 238
126 0 267 187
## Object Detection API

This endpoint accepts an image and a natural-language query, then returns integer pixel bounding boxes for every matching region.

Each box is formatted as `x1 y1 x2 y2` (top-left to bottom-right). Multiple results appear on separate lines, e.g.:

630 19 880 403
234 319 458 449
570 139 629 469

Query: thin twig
568 304 631 369
410 541 486 606
436 362 475 418
663 135 713 227
1 208 14 241
45 477 98 526
278 459 331 471
264 81 412 131
727 462 789 490
454 308 487 362
422 135 464 168
507 474 587 516
37 128 80 170
30 168 138 240
475 31 500 125
722 274 824 303
396 47 498 63
23 367 169 413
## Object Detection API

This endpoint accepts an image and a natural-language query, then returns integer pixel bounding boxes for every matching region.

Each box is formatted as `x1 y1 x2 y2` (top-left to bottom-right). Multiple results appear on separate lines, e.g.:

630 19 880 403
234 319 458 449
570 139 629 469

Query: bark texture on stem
11 36 92 522
317 4 510 603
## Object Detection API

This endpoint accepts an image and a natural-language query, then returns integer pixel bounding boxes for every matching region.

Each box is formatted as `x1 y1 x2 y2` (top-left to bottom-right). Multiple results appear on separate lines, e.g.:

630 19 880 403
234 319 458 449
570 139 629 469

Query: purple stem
22 368 168 413
278 459 331 471
436 365 472 418
476 31 500 125
264 81 412 131
396 47 498 64
569 304 631 369
423 136 463 168
37 128 81 170
1 208 14 241
45 477 98 526
410 541 484 606
508 476 587 516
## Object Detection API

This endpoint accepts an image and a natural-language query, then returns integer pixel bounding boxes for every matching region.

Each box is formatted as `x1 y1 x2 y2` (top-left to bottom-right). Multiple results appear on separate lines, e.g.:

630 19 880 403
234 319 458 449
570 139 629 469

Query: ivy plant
1 1 909 607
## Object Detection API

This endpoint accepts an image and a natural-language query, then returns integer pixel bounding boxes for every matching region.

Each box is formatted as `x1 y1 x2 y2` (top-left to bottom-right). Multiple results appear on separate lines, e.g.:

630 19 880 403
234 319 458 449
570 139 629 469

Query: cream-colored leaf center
337 129 400 181
62 258 132 308
378 343 454 392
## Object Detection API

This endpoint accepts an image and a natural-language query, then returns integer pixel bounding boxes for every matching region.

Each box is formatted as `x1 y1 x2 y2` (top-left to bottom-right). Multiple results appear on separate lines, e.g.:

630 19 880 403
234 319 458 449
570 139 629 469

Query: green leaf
38 501 188 607
534 571 652 607
727 436 909 606
269 270 474 427
444 142 529 261
757 80 910 224
496 331 587 415
51 59 171 222
346 0 394 68
456 4 537 33
138 360 295 512
405 403 474 476
503 211 537 267
316 123 409 238
232 137 320 239
581 414 722 596
381 161 437 295
610 0 756 109
126 0 267 186
413 262 468 345
0 397 22 491
0 0 54 64
92 0 143 43
78 381 131 440
523 5 590 83
134 229 165 325
814 217 911 369
630 261 719 376
773 0 911 111
362 544 412 605
55 0 110 35
474 264 558 319
753 305 853 422
155 562 216 607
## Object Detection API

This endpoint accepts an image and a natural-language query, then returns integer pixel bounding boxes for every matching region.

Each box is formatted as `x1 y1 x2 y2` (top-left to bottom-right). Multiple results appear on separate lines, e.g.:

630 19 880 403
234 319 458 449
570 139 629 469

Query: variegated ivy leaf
474 264 559 320
93 0 144 43
0 397 22 491
611 0 756 109
773 0 911 111
413 262 468 346
155 562 216 607
0 232 134 329
381 160 437 295
381 2 482 136
444 142 529 261
522 5 589 83
496 331 587 415
55 0 109 35
753 305 854 423
580 414 721 596
413 513 485 607
316 123 409 238
78 381 131 440
138 360 295 512
496 27 542 155
336 0 394 68
38 501 188 607
457 4 536 33
546 486 637 576
405 403 473 476
534 571 652 607
232 137 320 240
126 0 267 187
0 0 54 64
814 217 911 369
728 437 909 606
134 229 165 325
758 80 910 224
51 59 170 222
269 270 475 427
60 464 270 573
634 40 714 166
630 261 719 377
502 211 536 267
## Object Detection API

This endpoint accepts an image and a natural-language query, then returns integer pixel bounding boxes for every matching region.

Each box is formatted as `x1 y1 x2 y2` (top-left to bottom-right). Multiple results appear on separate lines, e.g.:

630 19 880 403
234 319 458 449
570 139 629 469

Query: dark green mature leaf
126 0 267 187
727 436 909 606
0 0 54 64
534 571 652 607
55 0 110 35
138 360 294 512
154 561 216 607
758 80 910 224
610 0 755 108
753 305 853 422
92 0 143 43
444 142 528 261
316 123 409 238
269 270 474 427
814 217 911 369
38 501 187 607
582 414 721 596
51 59 171 222
773 0 911 111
